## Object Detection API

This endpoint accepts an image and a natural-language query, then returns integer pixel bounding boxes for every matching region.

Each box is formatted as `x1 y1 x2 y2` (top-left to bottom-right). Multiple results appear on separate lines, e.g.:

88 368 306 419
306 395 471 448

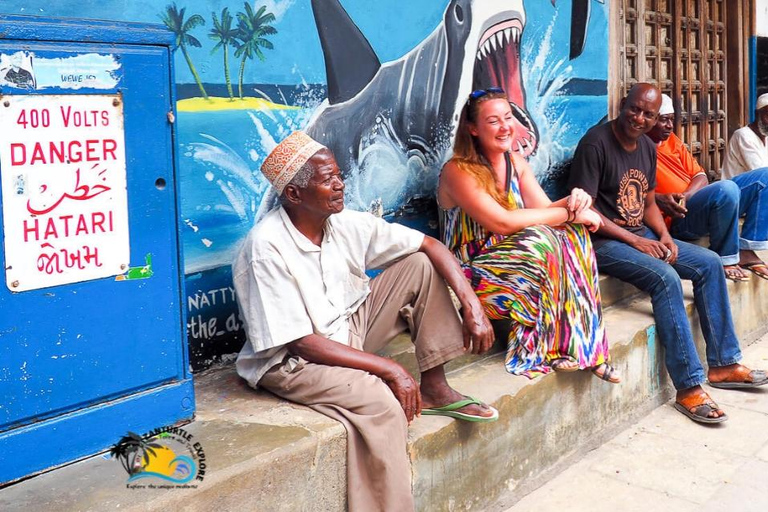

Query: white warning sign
0 94 129 291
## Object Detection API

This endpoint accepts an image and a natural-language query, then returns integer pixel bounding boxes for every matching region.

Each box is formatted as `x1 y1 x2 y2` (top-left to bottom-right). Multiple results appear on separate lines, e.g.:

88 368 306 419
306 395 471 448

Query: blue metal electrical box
0 16 193 484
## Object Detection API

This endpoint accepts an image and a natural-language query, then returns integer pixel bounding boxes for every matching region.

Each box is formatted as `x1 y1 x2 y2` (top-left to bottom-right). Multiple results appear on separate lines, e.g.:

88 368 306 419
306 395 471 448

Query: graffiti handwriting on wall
187 286 242 340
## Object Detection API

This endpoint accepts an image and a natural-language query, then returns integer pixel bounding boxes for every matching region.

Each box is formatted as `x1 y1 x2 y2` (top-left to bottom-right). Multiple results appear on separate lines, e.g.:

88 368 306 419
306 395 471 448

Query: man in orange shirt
648 94 768 281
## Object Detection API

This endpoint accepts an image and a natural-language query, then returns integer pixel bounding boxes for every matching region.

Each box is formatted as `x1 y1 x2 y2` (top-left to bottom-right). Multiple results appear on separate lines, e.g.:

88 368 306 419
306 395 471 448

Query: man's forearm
643 202 671 239
684 174 708 198
418 236 481 312
593 209 639 245
287 333 399 380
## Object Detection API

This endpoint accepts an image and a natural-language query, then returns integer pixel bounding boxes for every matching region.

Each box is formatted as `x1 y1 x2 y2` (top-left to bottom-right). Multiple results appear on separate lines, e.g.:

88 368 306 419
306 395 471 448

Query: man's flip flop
741 262 768 281
421 396 499 423
708 368 768 389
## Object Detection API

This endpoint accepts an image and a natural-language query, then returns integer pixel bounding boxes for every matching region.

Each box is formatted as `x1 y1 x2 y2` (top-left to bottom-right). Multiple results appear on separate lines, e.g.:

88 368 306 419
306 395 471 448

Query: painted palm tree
209 8 237 100
234 2 277 99
160 3 209 99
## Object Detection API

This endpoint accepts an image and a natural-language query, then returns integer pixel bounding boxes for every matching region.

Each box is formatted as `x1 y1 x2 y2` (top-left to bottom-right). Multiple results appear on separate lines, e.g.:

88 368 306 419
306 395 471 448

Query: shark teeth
476 25 523 60
496 31 505 49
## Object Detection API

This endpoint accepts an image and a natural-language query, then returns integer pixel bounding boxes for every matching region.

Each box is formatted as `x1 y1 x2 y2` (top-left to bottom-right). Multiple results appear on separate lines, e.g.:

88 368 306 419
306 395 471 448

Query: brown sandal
550 358 579 373
708 365 768 389
591 363 621 383
674 390 727 424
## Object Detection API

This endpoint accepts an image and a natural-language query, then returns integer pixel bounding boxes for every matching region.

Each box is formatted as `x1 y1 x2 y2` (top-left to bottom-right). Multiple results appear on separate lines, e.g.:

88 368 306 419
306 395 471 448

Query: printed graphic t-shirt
568 122 657 248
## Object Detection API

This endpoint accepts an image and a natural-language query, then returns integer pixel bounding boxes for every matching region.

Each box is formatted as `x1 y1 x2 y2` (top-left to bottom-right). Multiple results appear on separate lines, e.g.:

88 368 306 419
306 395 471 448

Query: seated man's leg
260 360 414 512
731 168 768 276
351 252 495 419
594 239 705 390
668 238 742 369
670 180 741 266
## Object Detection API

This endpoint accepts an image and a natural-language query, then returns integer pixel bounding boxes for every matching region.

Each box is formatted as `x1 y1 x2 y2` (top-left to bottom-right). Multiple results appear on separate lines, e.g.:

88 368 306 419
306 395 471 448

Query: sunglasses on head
467 87 505 103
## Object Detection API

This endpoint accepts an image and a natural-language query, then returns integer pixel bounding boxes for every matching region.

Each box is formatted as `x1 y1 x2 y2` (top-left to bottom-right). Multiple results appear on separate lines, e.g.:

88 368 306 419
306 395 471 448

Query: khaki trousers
259 252 465 512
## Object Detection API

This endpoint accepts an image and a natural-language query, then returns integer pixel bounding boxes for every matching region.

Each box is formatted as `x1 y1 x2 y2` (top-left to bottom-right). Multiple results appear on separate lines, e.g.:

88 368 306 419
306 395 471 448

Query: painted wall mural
1 1 609 369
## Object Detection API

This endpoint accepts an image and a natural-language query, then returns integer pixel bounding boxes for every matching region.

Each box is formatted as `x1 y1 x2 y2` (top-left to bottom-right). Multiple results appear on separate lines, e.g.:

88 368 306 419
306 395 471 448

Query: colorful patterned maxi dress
439 164 609 378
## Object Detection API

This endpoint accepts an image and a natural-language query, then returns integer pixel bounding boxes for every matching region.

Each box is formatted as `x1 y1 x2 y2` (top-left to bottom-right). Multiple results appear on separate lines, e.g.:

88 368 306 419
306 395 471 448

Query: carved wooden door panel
616 0 729 178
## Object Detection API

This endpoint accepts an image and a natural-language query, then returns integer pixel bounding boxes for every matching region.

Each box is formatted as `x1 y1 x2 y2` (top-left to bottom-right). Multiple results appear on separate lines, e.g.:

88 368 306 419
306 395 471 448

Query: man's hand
461 303 494 355
382 362 422 423
629 233 671 260
655 193 687 219
659 235 679 264
573 209 603 232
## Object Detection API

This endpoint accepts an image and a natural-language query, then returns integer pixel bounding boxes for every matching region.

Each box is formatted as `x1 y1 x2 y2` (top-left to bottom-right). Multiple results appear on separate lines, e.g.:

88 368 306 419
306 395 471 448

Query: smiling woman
437 88 620 383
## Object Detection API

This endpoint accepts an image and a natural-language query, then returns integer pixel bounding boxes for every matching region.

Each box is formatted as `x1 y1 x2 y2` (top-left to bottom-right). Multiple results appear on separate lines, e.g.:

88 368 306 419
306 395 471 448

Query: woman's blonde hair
451 90 511 208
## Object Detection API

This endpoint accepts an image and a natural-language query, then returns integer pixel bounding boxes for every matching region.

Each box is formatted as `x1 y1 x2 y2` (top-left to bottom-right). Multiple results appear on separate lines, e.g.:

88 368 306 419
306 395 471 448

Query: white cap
757 93 768 111
659 94 674 116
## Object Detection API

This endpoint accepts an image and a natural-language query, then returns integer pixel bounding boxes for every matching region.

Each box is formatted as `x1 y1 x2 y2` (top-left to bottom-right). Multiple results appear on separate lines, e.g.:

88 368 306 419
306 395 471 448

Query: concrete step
1 274 767 512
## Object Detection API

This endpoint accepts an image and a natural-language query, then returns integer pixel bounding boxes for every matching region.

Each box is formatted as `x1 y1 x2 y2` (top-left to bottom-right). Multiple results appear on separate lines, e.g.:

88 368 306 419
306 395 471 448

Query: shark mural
307 0 537 176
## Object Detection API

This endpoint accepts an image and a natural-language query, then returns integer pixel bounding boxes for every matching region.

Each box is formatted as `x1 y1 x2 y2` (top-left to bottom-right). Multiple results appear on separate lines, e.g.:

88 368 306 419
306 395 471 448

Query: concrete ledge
2 271 767 511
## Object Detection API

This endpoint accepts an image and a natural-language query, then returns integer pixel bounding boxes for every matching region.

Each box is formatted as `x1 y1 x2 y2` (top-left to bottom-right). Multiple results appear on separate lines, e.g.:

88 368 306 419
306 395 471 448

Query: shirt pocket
344 271 369 311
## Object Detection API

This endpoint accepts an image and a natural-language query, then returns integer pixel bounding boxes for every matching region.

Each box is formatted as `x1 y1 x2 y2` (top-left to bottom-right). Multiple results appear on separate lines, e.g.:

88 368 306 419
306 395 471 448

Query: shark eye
454 4 464 23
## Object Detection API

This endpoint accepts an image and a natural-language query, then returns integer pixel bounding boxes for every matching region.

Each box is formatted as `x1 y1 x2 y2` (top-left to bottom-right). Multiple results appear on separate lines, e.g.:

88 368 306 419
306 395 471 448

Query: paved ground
504 331 768 512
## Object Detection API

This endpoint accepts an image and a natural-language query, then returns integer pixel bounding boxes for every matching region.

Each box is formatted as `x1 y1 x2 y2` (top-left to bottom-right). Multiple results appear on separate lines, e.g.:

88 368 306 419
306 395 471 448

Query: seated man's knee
647 264 683 295
752 168 768 188
698 248 723 273
711 180 740 207
401 251 435 275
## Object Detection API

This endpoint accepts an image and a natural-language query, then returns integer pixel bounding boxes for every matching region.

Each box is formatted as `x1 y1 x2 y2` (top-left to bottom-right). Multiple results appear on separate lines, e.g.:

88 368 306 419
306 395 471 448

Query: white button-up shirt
722 126 768 179
233 207 425 387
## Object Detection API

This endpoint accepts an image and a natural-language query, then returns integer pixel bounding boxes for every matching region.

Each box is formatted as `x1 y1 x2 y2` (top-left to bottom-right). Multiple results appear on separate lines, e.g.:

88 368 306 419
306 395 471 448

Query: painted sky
0 0 607 86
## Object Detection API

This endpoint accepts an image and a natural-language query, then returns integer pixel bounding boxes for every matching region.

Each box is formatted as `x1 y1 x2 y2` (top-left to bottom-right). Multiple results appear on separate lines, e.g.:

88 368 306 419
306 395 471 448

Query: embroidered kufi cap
659 94 674 116
757 93 768 111
260 131 326 194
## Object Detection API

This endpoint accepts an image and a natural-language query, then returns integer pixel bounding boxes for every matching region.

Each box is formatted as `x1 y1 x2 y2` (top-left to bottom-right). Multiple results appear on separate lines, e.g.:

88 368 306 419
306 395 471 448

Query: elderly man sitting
648 94 768 281
722 93 768 178
233 131 498 512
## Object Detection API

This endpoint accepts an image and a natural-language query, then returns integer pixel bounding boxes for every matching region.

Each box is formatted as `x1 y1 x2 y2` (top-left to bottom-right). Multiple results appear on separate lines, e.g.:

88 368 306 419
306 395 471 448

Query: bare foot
723 264 749 282
419 382 495 418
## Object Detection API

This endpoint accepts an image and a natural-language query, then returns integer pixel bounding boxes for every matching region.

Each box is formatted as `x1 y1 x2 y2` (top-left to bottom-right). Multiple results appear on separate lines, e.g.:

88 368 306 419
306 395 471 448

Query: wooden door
613 0 749 179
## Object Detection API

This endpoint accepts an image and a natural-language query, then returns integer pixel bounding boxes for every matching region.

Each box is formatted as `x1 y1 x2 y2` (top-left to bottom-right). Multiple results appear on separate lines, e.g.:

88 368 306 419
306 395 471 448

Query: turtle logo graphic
111 428 205 487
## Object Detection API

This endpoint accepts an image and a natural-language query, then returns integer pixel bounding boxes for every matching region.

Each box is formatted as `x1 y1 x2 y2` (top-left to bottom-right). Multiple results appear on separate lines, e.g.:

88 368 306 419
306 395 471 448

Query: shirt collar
278 206 334 253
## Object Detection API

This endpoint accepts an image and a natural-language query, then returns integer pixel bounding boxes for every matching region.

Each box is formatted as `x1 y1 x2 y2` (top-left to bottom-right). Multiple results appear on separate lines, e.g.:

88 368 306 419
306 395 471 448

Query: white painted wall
757 0 768 37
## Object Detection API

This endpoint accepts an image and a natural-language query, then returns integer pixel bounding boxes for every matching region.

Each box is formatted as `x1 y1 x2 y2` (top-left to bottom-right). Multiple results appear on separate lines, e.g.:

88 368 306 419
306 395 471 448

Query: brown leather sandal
550 358 579 373
674 390 727 424
708 365 768 389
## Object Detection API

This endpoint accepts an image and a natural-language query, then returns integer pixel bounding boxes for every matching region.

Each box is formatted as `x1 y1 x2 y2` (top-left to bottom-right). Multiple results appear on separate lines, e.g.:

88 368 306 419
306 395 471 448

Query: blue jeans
595 231 742 390
733 168 768 251
670 168 768 264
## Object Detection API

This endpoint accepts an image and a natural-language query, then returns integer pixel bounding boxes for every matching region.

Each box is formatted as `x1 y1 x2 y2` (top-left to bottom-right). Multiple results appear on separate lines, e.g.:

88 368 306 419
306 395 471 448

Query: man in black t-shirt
569 83 767 425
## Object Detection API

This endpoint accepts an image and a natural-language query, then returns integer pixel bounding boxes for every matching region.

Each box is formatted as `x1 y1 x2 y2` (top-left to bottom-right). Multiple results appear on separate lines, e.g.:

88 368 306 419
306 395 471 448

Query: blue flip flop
421 396 499 423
